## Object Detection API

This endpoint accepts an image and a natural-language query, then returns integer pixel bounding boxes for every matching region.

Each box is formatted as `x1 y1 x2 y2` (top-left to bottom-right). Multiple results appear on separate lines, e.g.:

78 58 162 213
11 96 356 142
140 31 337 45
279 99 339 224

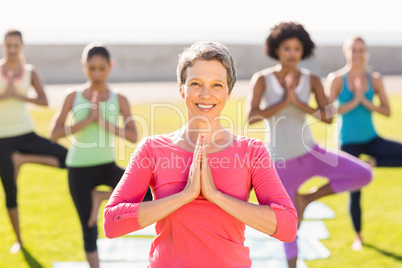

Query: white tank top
260 68 316 160
0 64 35 138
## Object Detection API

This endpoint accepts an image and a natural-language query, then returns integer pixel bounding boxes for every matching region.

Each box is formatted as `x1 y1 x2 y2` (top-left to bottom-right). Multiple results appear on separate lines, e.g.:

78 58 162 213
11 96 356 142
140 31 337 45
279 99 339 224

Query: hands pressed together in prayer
184 134 219 204
0 71 22 100
284 72 298 105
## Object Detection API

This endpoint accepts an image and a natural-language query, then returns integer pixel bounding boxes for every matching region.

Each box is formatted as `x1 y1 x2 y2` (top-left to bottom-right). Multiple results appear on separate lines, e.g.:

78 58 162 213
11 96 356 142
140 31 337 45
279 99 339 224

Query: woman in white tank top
245 22 372 268
0 30 67 253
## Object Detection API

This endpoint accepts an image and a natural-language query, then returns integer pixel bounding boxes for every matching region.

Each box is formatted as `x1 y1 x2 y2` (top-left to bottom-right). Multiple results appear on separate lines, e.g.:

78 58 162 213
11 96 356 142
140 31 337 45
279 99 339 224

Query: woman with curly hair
245 22 372 267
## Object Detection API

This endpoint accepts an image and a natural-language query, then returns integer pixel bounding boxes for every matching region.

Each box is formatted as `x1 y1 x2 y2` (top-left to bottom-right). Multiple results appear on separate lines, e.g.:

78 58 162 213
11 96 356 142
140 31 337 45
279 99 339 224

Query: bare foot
87 190 102 227
367 157 376 167
9 241 22 254
351 235 363 251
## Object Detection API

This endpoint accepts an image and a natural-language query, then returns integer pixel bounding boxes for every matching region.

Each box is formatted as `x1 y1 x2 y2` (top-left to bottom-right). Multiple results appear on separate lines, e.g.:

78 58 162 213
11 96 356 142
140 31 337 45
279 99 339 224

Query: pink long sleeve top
104 135 297 267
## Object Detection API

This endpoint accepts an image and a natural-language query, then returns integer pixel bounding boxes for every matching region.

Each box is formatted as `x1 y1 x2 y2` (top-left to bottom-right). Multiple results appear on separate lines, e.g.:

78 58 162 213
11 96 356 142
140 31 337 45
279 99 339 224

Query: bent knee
357 164 373 187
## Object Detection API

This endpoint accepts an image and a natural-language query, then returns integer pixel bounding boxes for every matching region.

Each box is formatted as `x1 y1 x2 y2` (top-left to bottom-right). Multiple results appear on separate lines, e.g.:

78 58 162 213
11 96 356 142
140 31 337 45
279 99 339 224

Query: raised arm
245 72 293 124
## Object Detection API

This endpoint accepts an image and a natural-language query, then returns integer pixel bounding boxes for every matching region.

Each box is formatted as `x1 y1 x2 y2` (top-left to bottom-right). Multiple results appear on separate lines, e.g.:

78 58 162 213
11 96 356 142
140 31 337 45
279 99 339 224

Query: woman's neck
345 64 365 75
1 57 21 68
275 64 298 74
86 82 108 91
178 121 231 151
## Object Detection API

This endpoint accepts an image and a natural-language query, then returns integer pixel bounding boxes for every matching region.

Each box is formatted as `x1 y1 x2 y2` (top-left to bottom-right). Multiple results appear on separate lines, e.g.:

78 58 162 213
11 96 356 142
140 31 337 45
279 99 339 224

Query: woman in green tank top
49 43 152 268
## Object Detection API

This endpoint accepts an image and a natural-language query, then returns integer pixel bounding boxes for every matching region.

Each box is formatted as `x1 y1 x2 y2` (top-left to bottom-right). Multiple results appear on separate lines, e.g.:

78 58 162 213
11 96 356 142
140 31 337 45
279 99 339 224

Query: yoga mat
127 223 156 237
245 220 329 240
298 220 330 240
127 202 334 238
98 235 329 262
252 259 308 268
303 201 335 220
53 260 306 268
98 238 152 262
246 236 330 261
53 262 149 268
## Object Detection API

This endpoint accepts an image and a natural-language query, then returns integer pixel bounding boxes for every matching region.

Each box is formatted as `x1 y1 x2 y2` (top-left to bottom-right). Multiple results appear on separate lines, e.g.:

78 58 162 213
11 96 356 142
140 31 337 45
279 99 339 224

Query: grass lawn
0 95 401 268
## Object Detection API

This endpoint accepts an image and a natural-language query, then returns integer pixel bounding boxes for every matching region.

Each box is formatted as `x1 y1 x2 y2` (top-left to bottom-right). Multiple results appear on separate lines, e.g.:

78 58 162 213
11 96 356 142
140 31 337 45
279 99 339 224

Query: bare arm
327 72 361 114
49 91 93 142
13 68 48 106
291 74 333 124
360 72 390 116
209 190 277 235
99 94 138 143
245 73 290 124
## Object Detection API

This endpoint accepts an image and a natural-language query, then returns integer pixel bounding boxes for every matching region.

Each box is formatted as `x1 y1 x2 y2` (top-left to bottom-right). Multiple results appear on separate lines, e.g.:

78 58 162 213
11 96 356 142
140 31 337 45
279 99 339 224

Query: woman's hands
183 134 219 203
284 72 298 105
353 76 366 102
89 90 100 122
0 71 19 100
183 134 203 201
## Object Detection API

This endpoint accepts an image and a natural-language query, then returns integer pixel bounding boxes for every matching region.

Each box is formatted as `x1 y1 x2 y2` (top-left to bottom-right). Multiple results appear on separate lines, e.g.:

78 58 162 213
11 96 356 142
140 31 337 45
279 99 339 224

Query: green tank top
65 89 120 167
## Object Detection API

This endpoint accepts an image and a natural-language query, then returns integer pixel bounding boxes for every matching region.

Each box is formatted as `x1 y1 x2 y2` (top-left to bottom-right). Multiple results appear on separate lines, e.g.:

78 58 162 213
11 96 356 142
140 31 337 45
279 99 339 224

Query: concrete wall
1 44 402 84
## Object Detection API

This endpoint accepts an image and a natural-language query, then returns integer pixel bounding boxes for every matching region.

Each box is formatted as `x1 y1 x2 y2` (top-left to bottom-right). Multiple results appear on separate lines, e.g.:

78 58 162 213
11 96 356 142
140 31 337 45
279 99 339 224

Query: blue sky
1 0 401 45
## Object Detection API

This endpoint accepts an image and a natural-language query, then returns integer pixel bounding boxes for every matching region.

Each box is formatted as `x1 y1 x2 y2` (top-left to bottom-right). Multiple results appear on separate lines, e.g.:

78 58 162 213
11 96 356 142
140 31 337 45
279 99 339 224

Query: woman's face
276 37 303 68
82 55 111 85
3 35 23 60
345 39 367 66
180 59 230 122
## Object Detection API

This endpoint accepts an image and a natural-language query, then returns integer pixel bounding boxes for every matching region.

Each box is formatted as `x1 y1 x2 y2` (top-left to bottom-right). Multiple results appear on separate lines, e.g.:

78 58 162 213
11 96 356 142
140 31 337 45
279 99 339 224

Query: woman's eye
190 82 200 86
214 83 223 87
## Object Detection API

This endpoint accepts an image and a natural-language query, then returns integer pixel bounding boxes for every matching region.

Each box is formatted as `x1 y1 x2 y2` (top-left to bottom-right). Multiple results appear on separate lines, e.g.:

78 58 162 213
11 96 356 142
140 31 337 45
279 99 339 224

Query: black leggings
0 132 67 208
68 162 152 252
341 136 402 233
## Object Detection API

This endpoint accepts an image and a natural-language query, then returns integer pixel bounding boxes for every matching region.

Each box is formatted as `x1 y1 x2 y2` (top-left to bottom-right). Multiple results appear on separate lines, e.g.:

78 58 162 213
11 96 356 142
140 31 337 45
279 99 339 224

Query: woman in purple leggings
245 22 373 268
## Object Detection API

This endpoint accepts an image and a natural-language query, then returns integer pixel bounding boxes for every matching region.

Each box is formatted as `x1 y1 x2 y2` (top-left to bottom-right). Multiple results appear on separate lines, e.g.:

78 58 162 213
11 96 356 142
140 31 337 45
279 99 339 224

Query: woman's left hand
200 146 219 202
284 72 297 104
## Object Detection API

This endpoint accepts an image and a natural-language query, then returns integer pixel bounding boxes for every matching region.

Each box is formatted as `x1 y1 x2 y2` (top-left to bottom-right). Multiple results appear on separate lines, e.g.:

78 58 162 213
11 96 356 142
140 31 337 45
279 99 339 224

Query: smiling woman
103 41 297 268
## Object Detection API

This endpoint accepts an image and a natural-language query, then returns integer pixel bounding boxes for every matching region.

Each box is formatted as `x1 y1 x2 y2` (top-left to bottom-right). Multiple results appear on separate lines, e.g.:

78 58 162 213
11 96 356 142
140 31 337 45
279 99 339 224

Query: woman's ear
179 84 185 99
81 61 86 72
109 60 114 69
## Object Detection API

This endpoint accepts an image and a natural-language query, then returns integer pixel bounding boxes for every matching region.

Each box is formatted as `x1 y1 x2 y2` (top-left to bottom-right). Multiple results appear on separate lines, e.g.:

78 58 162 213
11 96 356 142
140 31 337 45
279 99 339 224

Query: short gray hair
176 41 237 94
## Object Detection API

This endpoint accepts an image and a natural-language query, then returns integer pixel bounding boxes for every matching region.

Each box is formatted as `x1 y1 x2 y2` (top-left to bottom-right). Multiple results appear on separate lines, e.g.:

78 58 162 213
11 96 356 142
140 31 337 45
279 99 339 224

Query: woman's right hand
353 76 365 102
89 90 100 122
183 134 204 202
284 72 297 104
0 71 15 99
